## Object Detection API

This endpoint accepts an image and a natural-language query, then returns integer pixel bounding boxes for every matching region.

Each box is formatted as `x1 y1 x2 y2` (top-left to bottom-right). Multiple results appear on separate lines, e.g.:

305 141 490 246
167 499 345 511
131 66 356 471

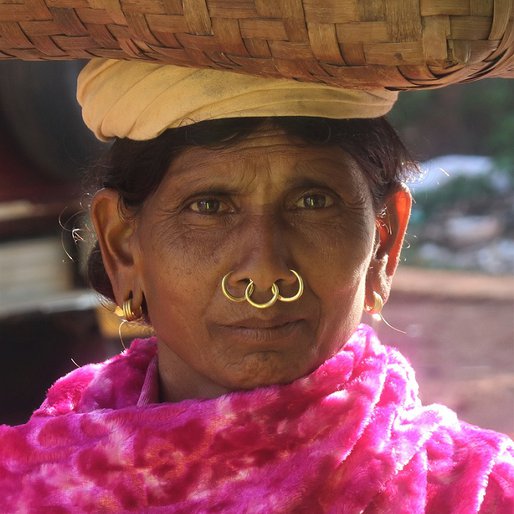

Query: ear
90 189 142 308
366 184 412 306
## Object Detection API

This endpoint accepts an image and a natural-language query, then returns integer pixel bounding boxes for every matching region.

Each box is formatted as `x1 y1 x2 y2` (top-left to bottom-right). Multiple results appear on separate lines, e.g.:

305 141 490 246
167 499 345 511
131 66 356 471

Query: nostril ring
221 269 304 307
221 271 247 302
277 269 304 303
244 281 279 309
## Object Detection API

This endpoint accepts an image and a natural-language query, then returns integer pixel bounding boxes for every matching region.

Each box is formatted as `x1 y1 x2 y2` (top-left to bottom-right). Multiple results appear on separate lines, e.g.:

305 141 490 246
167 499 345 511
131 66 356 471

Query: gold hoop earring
277 269 304 303
116 296 143 322
221 272 248 302
364 291 383 320
245 281 280 309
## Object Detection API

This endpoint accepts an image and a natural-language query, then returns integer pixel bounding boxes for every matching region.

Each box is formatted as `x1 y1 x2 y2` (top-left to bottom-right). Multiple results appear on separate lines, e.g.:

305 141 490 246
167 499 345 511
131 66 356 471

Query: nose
226 214 298 302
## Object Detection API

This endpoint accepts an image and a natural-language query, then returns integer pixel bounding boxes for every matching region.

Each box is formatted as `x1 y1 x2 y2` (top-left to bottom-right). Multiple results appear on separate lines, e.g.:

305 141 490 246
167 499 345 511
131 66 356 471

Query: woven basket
0 0 513 89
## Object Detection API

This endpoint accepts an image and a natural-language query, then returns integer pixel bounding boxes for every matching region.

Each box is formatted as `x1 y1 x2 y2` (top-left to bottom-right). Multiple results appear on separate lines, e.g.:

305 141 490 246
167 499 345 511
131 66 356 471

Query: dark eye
295 193 333 209
189 198 224 214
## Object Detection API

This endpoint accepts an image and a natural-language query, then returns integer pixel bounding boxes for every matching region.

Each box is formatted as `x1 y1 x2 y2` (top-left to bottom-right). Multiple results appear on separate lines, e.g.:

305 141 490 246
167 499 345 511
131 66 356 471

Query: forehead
168 124 361 178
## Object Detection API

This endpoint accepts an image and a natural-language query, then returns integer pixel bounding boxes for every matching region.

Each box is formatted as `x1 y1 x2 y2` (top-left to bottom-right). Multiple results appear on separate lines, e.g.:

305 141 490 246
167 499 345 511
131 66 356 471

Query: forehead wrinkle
294 157 358 181
168 134 308 174
160 154 272 202
162 134 364 200
293 156 370 191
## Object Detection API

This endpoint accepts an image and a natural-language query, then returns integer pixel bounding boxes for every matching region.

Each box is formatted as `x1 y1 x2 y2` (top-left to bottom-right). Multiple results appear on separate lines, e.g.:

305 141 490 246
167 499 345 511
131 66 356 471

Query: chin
221 351 315 391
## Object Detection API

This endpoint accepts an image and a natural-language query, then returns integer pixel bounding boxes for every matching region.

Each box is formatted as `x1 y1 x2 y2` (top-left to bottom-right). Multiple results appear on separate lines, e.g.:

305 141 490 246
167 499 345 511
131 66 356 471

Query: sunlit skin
92 126 411 402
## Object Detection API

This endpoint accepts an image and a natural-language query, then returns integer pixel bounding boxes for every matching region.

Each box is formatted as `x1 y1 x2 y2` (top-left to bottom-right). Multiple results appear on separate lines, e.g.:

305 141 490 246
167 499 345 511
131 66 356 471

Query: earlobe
90 189 139 306
366 185 412 305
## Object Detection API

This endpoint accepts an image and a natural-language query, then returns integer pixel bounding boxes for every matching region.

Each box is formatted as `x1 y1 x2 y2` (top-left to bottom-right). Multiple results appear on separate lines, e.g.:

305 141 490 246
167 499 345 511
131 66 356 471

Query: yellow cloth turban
77 59 398 141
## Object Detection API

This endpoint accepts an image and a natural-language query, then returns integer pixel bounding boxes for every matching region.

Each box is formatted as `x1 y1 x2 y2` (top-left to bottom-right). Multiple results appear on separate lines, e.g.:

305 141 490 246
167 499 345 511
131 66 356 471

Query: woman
0 59 512 513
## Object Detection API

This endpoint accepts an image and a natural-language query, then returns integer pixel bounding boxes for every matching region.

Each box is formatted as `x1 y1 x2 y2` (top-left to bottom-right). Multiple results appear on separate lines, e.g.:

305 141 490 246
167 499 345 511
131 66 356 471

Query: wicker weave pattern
0 0 512 88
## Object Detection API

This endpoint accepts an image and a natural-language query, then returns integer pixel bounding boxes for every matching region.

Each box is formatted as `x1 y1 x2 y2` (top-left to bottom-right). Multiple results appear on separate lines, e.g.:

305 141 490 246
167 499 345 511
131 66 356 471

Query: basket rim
0 0 512 89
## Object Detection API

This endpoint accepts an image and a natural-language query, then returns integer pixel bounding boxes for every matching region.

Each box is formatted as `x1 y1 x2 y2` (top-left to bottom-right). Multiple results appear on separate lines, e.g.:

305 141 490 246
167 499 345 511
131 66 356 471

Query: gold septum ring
221 269 304 309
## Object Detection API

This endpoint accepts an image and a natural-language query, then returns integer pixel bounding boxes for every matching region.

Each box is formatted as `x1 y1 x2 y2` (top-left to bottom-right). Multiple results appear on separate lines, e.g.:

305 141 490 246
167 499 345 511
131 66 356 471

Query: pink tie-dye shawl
0 324 512 513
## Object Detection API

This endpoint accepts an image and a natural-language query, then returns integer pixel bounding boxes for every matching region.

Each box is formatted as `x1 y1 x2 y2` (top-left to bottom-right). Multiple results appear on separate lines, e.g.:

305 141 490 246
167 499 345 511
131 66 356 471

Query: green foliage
413 175 497 218
388 79 514 164
488 114 514 170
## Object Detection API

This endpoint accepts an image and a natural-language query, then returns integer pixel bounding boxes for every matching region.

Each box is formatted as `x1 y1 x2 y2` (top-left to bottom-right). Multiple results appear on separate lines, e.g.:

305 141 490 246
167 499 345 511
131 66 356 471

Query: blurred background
0 61 513 434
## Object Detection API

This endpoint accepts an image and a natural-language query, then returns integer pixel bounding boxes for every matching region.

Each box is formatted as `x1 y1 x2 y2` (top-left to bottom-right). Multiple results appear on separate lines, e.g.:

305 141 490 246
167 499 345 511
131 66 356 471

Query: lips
215 316 304 343
223 315 301 329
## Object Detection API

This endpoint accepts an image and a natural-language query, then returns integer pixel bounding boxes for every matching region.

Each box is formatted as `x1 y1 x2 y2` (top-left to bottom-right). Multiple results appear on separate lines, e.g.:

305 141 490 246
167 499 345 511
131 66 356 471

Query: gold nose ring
245 281 280 309
277 269 304 302
221 270 304 309
221 272 247 303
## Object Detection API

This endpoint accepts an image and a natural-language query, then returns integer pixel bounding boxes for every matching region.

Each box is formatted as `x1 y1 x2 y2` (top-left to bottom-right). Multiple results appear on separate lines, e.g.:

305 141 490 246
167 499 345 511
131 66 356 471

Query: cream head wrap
77 59 398 142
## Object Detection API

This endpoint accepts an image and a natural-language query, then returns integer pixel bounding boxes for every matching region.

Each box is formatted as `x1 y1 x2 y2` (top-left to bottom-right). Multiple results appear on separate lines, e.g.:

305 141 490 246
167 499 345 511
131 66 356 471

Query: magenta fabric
0 324 512 513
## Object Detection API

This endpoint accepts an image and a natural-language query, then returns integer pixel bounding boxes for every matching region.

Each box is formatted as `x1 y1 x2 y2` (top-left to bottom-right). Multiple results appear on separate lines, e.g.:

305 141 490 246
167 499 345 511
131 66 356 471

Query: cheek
305 215 374 330
141 217 223 280
301 213 375 283
314 254 369 314
135 221 230 328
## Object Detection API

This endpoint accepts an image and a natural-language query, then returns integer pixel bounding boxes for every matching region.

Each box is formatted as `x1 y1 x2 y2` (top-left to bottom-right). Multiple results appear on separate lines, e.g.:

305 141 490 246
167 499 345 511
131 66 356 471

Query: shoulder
365 328 514 512
31 337 157 418
425 414 514 512
481 439 514 513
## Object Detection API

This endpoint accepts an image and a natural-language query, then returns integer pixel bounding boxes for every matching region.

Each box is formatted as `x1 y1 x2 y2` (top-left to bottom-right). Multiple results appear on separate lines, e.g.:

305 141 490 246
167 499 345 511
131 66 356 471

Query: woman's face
95 125 410 401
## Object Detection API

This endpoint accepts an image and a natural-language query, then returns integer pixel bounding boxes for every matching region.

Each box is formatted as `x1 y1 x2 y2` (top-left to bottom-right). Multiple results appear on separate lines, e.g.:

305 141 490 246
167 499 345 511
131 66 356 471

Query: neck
157 340 230 402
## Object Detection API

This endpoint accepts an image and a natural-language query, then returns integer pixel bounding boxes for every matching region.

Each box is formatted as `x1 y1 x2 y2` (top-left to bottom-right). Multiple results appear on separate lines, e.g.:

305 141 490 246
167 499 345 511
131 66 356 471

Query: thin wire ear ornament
221 269 304 309
364 291 406 334
113 295 150 349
